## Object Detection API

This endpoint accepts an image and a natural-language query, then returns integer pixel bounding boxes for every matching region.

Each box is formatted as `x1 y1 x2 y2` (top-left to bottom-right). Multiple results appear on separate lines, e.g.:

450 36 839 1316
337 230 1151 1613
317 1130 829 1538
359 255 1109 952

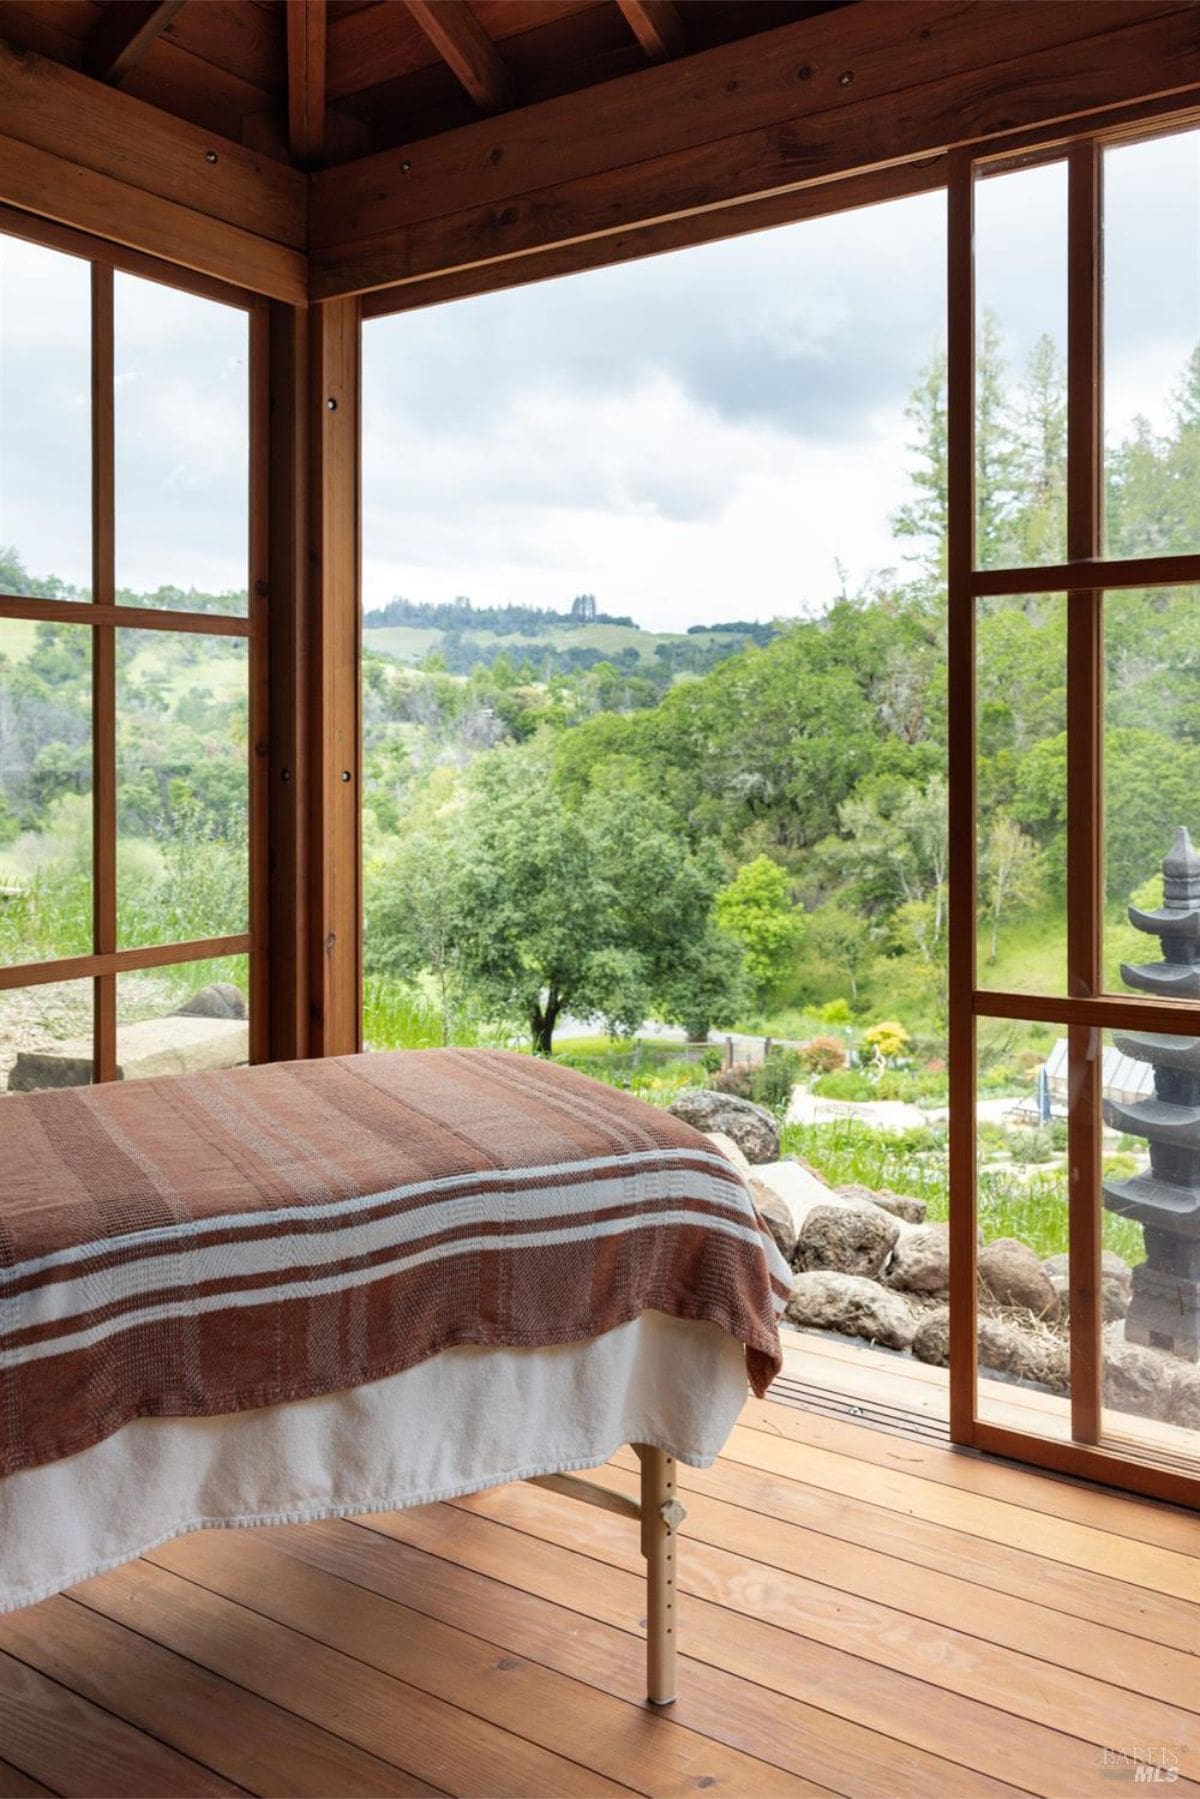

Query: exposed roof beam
287 0 327 168
82 0 186 84
405 0 515 113
615 0 685 62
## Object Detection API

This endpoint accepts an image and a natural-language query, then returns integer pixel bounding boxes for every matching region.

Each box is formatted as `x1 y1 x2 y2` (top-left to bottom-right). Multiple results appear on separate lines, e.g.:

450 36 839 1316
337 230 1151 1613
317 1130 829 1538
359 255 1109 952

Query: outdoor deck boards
0 1349 1195 1797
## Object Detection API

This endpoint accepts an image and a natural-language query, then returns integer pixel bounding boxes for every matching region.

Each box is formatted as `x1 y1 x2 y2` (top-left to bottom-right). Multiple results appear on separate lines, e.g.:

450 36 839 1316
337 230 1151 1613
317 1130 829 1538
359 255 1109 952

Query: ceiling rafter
615 0 685 62
82 0 187 84
404 0 516 114
287 0 327 168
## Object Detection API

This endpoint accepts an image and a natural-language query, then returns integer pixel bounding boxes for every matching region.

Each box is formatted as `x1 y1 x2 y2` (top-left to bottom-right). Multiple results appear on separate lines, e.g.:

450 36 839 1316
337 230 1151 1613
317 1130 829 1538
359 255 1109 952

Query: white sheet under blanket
0 1310 748 1614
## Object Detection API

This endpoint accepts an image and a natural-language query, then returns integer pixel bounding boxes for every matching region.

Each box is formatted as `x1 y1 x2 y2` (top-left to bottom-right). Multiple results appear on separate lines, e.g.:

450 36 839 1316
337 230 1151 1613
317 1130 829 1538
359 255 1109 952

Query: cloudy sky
1 128 1196 630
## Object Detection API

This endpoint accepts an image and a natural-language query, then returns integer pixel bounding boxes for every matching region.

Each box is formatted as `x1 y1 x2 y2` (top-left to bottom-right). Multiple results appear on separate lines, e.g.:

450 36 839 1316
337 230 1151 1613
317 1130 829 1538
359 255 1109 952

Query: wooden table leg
636 1444 684 1706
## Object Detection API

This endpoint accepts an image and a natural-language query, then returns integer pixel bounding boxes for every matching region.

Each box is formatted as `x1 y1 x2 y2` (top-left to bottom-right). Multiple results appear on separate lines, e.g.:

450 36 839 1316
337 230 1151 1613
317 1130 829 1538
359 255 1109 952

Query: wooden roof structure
1 1 1198 312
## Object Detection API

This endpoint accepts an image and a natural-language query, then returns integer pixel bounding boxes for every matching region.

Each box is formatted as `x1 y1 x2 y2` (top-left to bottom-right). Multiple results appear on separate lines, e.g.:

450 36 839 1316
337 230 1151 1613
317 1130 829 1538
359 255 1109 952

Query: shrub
712 1064 755 1098
819 998 853 1026
862 1020 910 1063
797 1035 846 1076
750 1049 804 1117
1008 1127 1056 1165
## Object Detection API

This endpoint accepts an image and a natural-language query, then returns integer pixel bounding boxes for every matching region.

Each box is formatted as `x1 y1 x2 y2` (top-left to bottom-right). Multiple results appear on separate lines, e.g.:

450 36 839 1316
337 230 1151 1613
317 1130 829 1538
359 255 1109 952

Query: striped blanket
0 1049 790 1477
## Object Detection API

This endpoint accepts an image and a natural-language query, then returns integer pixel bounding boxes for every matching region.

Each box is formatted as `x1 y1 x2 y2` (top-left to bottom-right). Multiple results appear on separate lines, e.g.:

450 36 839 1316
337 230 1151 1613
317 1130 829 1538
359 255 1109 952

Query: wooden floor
1 1344 1197 1798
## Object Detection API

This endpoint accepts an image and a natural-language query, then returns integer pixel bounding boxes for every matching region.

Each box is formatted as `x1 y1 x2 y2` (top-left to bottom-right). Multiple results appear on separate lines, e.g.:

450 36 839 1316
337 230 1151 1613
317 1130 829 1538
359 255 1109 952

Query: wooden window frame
0 209 271 1075
946 118 1200 1508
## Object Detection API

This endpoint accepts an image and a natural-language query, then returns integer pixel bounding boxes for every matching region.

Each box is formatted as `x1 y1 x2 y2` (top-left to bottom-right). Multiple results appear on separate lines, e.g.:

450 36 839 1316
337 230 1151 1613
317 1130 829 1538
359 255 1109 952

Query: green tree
714 854 801 999
981 812 1043 963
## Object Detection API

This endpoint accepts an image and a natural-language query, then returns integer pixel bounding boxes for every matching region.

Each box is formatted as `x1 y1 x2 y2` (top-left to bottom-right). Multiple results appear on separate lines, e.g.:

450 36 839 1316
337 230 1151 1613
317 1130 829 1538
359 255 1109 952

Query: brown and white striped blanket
0 1048 790 1477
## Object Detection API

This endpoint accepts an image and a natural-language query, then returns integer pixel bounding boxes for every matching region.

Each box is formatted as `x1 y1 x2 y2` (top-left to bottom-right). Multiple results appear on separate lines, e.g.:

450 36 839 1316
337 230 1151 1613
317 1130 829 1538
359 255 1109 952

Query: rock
837 1182 927 1225
979 1237 1060 1320
885 1223 951 1296
669 1089 780 1164
703 1130 751 1175
785 1271 915 1351
913 1306 1069 1391
750 1160 843 1237
8 1015 249 1089
750 1181 798 1262
174 982 248 1020
1170 1363 1200 1430
1043 1250 1132 1323
1104 1335 1176 1423
911 1308 951 1366
795 1203 899 1278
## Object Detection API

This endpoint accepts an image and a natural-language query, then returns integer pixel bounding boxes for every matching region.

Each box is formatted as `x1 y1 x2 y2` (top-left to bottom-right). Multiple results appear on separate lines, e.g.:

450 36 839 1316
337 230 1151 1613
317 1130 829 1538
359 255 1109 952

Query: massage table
0 1047 790 1705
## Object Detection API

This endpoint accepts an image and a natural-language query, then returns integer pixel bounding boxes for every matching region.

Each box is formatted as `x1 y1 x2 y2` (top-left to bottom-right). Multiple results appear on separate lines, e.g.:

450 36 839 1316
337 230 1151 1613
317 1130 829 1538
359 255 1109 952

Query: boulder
750 1160 843 1238
1103 1334 1176 1424
750 1181 798 1262
174 982 248 1020
785 1271 914 1351
795 1203 899 1278
669 1089 780 1164
979 1237 1060 1320
703 1131 751 1175
1043 1251 1132 1323
1170 1363 1200 1431
837 1182 927 1225
912 1306 1069 1391
8 1014 249 1089
885 1223 951 1296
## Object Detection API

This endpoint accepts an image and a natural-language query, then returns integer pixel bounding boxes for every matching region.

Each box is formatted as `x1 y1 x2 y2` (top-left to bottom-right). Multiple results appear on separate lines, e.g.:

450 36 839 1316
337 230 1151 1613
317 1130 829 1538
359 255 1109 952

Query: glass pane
114 273 248 613
116 953 249 1080
0 233 91 599
975 594 1066 994
975 1014 1071 1439
1104 127 1200 559
116 628 248 950
0 618 93 966
1099 1025 1199 1463
974 158 1068 570
1103 586 1200 992
1 978 94 1094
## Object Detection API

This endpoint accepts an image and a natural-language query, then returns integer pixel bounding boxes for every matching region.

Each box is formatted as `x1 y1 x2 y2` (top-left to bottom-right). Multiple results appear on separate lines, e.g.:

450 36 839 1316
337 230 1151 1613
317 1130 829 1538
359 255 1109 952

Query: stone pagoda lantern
1102 827 1200 1362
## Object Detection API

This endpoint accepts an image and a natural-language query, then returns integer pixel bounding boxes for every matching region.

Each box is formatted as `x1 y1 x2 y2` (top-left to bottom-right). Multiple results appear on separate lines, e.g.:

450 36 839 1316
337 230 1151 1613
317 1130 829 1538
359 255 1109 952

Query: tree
806 903 878 1001
714 855 801 999
367 819 468 1044
981 812 1043 962
439 751 738 1054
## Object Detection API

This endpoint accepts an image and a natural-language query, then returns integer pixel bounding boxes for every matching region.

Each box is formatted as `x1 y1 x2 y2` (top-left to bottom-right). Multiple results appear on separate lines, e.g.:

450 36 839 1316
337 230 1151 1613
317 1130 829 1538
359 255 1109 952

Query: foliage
714 854 801 998
796 1035 846 1075
862 1019 910 1063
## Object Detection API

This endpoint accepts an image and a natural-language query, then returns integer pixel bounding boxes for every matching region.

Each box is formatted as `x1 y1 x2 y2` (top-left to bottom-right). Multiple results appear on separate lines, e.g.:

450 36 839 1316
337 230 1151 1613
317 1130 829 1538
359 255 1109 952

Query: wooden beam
0 37 306 249
404 0 515 113
308 300 362 1058
310 3 1200 301
616 0 684 63
0 130 307 305
267 301 314 1063
82 0 186 84
287 0 326 168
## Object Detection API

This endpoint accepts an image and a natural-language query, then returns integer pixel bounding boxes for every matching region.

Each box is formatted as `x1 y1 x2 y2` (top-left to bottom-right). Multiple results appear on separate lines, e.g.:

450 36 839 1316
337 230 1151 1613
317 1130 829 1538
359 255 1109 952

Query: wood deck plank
142 1527 820 1799
0 1595 443 1798
3 1389 1195 1797
360 1499 1174 1799
69 1558 637 1799
271 1525 1021 1799
0 1649 241 1798
606 1442 1200 1653
713 1424 1200 1594
740 1394 1200 1554
443 1481 1200 1776
579 1459 1198 1708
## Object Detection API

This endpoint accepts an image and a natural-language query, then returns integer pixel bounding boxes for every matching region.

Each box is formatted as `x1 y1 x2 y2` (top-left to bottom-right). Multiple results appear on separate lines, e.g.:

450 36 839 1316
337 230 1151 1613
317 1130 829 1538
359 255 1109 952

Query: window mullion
90 262 117 1084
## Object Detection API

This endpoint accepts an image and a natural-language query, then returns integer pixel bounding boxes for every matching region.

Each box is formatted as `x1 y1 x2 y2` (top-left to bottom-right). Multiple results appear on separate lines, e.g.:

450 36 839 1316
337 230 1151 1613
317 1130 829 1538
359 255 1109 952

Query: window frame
0 208 269 1078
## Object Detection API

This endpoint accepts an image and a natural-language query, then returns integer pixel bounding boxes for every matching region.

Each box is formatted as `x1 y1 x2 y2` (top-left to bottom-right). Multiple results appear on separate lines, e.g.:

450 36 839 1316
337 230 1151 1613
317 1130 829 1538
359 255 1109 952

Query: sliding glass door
948 121 1200 1502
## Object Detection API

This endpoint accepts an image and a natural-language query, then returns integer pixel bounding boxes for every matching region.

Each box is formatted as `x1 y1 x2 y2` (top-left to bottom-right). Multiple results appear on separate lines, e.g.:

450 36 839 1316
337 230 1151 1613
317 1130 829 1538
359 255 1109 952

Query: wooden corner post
308 297 363 1057
637 1445 685 1705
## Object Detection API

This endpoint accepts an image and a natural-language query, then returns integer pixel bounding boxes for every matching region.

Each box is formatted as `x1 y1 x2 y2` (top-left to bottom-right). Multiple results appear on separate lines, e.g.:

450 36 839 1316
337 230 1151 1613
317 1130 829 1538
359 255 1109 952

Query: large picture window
0 222 266 1093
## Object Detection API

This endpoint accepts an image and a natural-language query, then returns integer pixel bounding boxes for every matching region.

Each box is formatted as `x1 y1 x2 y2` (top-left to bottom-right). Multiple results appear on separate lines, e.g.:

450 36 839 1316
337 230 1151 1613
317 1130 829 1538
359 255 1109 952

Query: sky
1 127 1196 630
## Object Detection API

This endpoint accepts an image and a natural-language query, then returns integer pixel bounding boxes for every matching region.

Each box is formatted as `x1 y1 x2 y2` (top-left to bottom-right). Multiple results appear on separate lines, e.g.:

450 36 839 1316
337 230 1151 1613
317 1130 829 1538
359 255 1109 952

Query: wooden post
637 1444 682 1706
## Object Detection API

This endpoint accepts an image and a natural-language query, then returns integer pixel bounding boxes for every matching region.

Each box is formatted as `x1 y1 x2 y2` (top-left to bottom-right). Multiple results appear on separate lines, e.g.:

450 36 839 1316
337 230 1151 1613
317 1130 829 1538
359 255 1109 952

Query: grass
782 1117 1145 1264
